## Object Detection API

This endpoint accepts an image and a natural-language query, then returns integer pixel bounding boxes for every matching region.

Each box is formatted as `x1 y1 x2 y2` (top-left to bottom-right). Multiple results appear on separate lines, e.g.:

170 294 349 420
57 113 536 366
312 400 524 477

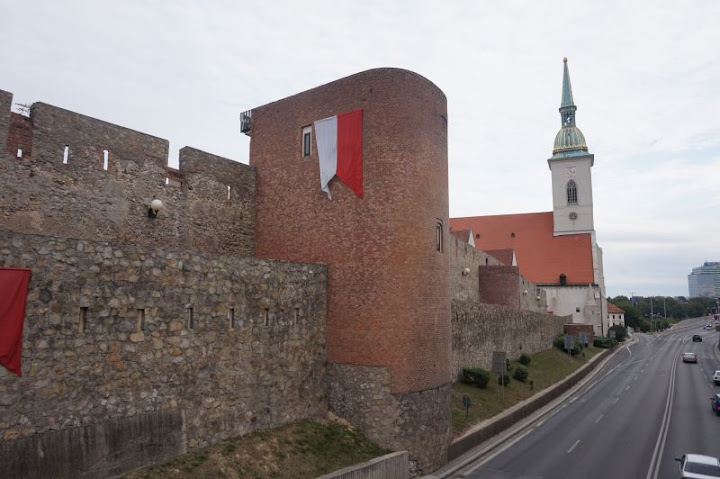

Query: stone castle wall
0 90 255 257
0 89 327 478
451 300 568 379
0 230 328 478
449 235 548 314
1 78 567 478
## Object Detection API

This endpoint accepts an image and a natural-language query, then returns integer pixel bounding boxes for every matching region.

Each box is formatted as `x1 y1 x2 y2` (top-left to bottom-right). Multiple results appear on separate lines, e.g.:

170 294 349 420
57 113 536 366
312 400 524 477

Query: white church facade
451 58 608 336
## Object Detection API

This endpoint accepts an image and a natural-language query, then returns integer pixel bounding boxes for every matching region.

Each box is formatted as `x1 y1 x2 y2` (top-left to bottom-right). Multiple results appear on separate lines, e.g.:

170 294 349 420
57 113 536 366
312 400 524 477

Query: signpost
564 334 574 356
492 351 507 403
463 394 471 418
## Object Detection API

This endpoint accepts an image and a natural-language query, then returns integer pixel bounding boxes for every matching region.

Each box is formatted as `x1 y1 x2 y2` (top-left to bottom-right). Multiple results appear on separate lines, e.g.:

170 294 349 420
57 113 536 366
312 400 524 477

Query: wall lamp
148 199 164 218
462 267 470 276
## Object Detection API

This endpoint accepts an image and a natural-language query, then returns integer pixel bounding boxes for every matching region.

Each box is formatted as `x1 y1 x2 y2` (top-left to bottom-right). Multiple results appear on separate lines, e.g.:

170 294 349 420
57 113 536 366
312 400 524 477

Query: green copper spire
561 57 575 109
552 57 589 158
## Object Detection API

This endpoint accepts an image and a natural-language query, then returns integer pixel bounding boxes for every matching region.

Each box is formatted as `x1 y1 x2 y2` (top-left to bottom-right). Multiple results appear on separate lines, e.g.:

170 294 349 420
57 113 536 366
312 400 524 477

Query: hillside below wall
451 300 568 379
0 230 327 479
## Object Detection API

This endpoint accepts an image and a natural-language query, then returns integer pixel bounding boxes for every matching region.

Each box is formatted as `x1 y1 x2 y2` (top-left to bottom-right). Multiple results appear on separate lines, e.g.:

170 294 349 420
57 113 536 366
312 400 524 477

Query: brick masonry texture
449 234 548 313
249 68 451 472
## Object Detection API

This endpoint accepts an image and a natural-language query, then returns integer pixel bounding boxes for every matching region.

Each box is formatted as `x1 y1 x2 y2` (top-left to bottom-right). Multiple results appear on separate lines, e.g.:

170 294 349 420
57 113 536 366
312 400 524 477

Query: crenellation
29 102 169 171
0 89 12 149
0 93 255 257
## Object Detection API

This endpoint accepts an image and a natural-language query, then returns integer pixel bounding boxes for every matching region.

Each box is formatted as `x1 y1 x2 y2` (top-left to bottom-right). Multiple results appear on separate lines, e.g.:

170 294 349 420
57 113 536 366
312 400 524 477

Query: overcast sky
2 1 718 298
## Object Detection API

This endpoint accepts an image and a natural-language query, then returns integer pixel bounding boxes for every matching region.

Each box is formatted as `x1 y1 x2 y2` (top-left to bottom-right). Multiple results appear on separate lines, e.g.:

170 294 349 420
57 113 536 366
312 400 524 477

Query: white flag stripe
314 116 338 199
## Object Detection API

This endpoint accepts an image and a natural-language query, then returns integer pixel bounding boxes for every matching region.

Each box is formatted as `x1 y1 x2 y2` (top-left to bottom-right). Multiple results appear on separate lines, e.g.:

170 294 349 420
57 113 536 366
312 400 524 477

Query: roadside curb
427 337 636 478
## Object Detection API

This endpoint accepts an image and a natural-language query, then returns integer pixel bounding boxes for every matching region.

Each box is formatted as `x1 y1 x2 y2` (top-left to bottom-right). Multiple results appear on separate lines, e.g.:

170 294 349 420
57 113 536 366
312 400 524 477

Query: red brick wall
6 112 32 158
564 323 595 345
479 265 521 308
250 68 451 394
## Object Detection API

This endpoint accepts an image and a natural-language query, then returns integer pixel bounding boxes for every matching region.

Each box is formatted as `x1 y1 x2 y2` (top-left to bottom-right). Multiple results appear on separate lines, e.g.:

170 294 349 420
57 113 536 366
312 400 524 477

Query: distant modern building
688 262 720 298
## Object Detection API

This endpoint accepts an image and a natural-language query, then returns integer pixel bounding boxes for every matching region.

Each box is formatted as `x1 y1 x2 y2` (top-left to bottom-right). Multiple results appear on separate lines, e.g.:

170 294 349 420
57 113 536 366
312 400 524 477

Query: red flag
0 268 31 376
336 110 363 198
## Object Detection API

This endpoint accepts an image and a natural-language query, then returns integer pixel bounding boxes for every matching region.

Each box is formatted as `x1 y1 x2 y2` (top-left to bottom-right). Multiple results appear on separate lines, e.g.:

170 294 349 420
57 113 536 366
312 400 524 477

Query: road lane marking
645 349 679 479
625 385 631 391
594 414 603 424
567 440 580 454
612 397 619 404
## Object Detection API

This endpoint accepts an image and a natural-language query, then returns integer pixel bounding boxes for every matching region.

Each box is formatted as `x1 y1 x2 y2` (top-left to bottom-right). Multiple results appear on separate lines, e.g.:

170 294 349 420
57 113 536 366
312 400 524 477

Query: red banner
0 268 31 376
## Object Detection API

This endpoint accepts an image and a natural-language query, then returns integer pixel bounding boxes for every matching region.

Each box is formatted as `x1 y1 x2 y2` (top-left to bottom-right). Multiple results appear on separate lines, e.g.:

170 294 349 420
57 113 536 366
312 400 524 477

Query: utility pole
650 297 654 332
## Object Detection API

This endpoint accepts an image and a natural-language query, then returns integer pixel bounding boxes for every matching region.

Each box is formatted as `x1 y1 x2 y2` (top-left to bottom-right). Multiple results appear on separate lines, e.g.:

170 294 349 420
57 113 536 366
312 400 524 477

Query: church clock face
569 211 578 220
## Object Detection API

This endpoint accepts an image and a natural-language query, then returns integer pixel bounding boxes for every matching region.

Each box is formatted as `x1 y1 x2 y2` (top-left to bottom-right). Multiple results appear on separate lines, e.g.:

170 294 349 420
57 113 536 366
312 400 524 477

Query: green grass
124 416 391 479
452 346 604 436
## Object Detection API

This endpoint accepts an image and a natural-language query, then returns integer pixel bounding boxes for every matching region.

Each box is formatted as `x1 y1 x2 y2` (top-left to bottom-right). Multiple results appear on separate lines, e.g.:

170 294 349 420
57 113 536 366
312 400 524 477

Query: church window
302 126 312 157
566 180 578 204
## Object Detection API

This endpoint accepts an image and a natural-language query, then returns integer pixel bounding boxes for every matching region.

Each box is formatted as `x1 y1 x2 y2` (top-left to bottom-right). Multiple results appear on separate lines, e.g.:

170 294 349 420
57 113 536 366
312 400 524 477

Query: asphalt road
453 318 720 479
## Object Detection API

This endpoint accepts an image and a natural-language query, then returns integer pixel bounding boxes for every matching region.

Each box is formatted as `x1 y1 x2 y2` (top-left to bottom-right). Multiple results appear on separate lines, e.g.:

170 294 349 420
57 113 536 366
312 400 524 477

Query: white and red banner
314 109 363 199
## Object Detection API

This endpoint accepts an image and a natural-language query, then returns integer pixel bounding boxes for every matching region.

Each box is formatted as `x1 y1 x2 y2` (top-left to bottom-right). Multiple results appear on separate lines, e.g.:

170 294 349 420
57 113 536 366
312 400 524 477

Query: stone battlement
0 89 255 256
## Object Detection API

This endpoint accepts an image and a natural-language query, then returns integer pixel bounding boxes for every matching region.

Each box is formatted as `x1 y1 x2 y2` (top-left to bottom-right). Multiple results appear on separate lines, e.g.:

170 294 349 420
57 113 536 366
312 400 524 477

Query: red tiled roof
607 302 625 314
485 249 514 266
450 212 595 284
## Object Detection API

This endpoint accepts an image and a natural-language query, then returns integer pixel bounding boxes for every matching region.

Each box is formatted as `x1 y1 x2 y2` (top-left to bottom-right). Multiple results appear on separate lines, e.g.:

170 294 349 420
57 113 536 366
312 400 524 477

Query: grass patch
452 346 603 436
124 415 391 479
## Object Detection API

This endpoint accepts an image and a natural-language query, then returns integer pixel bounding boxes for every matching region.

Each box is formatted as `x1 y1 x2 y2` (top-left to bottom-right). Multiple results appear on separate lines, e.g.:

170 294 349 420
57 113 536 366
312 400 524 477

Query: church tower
548 58 595 236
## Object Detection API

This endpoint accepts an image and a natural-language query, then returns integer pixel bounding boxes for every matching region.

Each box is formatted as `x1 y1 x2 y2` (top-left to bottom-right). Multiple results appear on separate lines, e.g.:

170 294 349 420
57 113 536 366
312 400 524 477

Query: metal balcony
240 110 252 136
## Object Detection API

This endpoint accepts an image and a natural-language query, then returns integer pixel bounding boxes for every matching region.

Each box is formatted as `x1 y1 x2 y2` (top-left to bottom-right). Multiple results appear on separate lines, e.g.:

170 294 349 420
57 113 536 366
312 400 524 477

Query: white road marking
567 440 580 454
594 414 604 424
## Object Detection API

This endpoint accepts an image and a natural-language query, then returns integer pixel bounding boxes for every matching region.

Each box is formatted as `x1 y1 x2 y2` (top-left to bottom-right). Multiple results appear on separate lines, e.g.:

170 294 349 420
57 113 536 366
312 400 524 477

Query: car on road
682 352 698 363
712 394 720 416
713 371 720 386
675 453 720 478
693 334 703 342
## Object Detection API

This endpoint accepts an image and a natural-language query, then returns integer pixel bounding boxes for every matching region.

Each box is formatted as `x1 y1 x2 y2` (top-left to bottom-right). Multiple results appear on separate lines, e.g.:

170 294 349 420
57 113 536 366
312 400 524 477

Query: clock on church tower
547 58 595 236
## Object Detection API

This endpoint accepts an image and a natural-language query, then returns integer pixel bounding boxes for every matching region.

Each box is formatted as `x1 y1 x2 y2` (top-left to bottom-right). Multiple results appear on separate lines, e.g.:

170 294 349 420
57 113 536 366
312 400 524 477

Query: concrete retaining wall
316 451 409 479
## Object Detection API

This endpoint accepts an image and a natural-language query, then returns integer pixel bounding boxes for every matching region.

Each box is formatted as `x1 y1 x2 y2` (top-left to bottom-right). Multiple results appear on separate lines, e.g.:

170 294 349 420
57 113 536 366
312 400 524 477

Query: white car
682 352 698 363
675 454 720 478
713 371 720 386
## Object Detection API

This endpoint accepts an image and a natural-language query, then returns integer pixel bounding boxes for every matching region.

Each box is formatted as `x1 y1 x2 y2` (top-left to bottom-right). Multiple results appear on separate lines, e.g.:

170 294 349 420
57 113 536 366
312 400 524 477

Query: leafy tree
608 324 628 342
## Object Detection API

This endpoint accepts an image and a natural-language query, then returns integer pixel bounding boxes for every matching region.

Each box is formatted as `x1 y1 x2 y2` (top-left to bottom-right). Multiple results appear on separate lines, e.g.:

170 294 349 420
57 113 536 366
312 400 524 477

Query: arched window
566 180 578 204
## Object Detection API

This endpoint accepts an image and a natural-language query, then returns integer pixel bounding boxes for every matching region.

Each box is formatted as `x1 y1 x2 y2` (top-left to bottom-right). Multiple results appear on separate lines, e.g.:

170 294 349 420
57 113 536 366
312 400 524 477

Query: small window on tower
302 126 312 157
567 180 578 205
435 220 443 252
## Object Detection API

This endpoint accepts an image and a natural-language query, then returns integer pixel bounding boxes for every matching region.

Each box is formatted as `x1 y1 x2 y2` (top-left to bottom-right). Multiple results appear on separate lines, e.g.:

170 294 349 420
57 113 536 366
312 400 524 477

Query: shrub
519 353 531 366
497 373 511 386
593 336 619 349
608 324 628 342
554 333 581 355
513 366 529 382
461 367 491 389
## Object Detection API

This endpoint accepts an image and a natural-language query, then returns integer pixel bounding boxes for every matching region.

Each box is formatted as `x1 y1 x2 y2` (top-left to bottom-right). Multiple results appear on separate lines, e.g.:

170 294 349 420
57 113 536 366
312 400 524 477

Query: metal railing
240 110 252 135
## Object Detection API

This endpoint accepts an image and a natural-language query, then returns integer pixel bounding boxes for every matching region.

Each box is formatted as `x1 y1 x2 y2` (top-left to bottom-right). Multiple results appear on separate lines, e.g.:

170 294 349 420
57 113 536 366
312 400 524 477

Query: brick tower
247 68 452 471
